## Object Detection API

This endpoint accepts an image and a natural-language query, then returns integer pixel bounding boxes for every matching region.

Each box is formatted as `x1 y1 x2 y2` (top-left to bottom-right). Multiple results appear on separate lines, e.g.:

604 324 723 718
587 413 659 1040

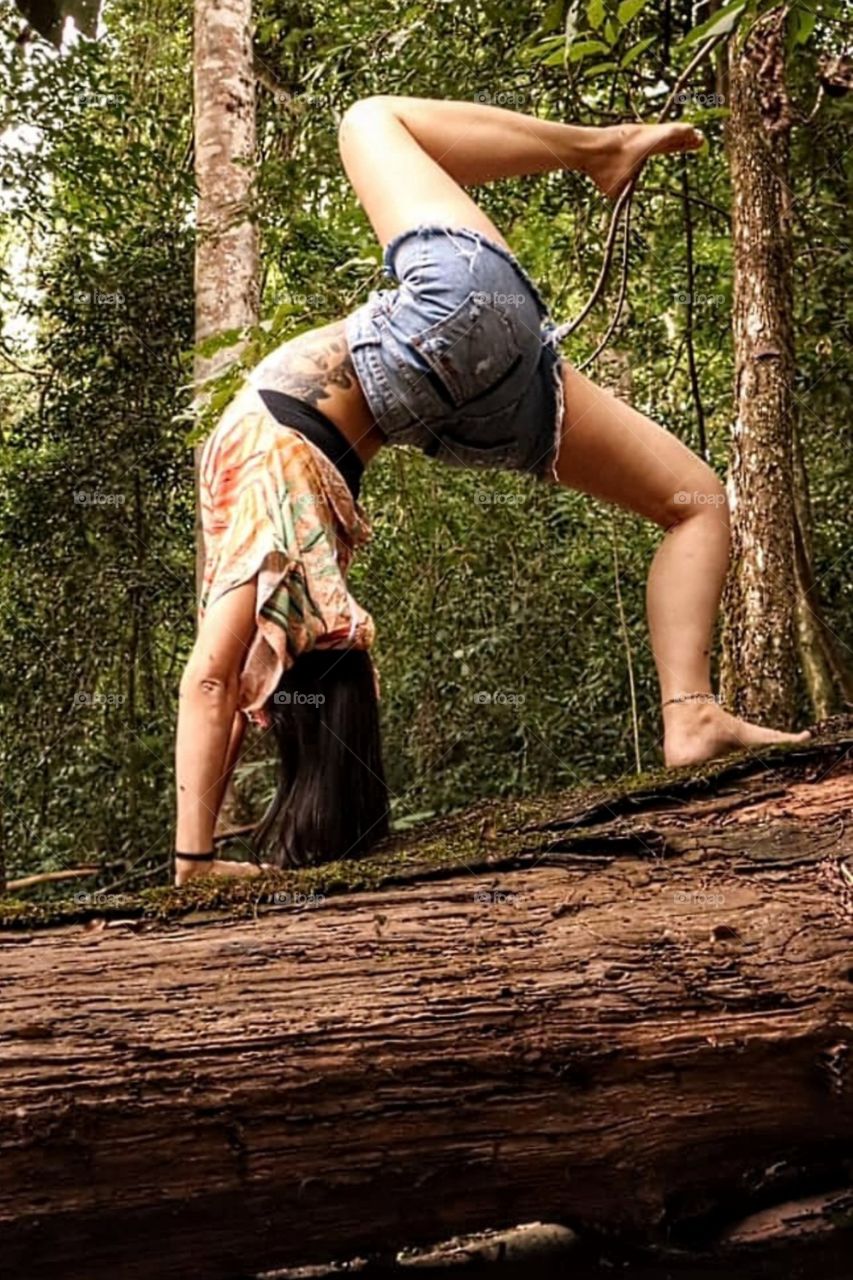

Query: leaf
617 0 650 24
621 35 654 68
676 0 747 51
790 7 816 47
542 0 565 32
584 60 620 76
568 38 611 62
587 0 606 31
532 33 567 55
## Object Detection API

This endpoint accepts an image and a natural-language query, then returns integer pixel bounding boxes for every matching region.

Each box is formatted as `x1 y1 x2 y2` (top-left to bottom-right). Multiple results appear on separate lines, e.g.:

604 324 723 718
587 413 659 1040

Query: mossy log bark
1 727 852 1280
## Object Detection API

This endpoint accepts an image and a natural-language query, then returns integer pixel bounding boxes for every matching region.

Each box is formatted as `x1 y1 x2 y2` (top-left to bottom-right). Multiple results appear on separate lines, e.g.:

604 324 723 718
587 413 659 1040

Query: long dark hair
253 648 390 868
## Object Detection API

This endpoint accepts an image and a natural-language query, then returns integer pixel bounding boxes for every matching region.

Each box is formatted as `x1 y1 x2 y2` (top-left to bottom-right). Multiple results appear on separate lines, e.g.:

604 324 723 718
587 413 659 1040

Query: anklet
174 850 216 862
662 692 721 709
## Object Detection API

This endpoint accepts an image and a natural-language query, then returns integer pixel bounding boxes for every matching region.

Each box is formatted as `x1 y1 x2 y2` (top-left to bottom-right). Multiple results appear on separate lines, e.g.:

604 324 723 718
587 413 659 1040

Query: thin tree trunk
192 0 259 594
792 420 853 714
721 7 799 723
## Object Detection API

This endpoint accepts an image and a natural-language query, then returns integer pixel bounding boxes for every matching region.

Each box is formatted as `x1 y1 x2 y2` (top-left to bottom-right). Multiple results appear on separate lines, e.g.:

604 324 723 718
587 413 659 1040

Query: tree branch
7 867 99 892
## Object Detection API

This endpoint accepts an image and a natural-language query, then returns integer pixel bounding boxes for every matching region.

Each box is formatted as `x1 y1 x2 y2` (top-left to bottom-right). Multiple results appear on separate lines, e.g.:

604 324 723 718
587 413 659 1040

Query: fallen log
1 723 852 1280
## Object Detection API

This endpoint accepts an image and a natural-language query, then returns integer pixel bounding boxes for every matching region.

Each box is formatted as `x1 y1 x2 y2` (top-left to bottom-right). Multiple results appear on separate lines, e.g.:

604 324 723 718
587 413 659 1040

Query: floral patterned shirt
198 387 374 728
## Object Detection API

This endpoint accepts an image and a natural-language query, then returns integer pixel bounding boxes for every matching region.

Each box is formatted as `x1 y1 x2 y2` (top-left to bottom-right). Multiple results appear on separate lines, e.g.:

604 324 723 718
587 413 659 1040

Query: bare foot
584 122 705 200
174 857 272 888
663 700 811 769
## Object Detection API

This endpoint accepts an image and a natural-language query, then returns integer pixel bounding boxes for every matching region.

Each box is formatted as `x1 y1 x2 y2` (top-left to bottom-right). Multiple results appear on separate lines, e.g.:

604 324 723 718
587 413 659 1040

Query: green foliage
676 0 748 51
0 0 849 891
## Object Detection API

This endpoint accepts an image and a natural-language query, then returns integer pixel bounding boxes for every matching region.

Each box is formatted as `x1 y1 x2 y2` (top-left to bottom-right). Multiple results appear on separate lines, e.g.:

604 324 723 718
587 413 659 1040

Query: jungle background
0 0 850 891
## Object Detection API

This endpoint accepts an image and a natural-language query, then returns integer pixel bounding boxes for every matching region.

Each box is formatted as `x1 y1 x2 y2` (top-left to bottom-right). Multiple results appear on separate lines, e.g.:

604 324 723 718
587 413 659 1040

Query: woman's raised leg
339 95 804 764
554 363 810 766
338 94 703 250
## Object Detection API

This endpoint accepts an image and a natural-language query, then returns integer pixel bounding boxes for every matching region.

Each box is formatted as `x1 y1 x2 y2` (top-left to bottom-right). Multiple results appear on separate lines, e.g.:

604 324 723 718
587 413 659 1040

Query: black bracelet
174 851 216 862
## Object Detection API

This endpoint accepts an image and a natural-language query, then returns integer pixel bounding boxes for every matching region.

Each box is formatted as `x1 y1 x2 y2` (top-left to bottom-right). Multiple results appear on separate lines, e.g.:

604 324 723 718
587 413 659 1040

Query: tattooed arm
251 316 385 463
254 318 360 409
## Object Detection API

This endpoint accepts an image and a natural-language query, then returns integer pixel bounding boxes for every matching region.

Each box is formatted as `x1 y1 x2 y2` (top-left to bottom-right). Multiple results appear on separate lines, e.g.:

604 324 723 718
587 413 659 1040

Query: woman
175 94 809 886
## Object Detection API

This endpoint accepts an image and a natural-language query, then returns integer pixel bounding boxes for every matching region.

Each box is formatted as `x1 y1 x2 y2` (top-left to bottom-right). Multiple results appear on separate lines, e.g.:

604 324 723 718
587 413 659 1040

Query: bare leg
555 365 810 766
338 94 806 765
338 94 703 249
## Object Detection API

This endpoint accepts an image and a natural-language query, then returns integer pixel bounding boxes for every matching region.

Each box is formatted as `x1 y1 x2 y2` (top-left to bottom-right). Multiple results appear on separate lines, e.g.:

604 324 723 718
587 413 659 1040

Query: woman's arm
174 581 257 879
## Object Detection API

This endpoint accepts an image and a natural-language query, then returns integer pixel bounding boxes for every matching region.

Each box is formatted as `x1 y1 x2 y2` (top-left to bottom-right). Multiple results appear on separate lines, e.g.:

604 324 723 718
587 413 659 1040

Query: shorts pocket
409 291 521 408
433 428 522 472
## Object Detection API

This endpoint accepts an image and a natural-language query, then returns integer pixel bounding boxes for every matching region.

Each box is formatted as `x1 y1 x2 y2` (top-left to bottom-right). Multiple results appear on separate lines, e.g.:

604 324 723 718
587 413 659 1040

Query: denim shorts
345 225 565 481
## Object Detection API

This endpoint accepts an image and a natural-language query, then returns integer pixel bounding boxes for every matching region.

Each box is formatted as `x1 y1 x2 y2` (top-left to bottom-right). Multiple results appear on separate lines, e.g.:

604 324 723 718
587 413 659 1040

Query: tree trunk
193 0 259 592
1 725 852 1280
721 7 800 724
792 420 853 716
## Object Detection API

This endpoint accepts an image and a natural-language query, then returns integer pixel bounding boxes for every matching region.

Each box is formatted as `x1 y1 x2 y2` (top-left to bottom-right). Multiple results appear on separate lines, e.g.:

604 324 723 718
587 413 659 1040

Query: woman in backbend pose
174 94 809 885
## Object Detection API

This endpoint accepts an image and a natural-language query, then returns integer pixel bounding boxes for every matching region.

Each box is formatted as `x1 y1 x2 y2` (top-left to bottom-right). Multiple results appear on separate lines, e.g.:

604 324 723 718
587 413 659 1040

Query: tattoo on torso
259 319 359 409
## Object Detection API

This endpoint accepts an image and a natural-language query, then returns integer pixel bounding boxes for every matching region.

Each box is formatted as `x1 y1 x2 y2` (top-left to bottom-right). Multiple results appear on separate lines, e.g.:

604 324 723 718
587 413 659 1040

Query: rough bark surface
193 0 258 371
1 728 852 1280
721 8 800 722
792 422 853 717
193 0 259 587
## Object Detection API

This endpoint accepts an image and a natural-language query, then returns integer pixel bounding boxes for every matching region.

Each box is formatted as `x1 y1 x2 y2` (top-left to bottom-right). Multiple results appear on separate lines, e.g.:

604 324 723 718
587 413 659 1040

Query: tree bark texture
1 728 852 1280
193 0 259 590
792 421 853 717
721 8 800 724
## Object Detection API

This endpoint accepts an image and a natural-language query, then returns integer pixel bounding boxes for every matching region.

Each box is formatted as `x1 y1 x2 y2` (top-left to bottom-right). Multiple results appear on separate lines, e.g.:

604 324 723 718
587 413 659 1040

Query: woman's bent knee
663 469 729 531
339 95 393 144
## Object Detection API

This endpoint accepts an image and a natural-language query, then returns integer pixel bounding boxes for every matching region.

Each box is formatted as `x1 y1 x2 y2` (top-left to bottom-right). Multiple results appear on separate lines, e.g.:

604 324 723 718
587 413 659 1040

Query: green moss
2 727 848 933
